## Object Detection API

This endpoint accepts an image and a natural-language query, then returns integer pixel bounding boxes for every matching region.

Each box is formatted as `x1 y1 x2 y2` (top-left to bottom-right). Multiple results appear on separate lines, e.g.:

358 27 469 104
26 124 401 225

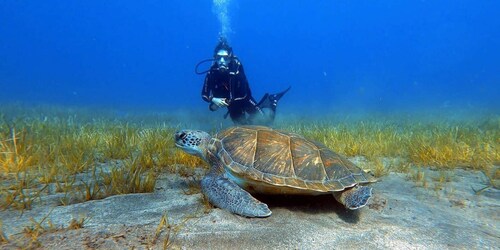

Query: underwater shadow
254 194 360 224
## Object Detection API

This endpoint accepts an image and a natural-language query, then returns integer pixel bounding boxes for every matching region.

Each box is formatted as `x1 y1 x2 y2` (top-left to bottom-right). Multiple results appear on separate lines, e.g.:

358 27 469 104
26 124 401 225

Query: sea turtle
174 126 376 217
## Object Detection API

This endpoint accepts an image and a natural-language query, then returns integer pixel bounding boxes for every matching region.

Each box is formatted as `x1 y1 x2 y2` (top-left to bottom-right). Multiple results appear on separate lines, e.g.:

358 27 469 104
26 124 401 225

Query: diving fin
257 86 291 111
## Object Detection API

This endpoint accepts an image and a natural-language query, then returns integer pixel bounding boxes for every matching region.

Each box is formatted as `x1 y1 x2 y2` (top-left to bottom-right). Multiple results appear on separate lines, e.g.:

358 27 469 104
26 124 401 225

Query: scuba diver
196 37 290 125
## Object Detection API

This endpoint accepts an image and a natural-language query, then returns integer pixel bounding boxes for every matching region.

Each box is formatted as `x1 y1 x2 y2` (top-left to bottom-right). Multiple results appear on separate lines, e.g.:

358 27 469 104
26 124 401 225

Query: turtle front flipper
333 186 373 210
201 173 272 218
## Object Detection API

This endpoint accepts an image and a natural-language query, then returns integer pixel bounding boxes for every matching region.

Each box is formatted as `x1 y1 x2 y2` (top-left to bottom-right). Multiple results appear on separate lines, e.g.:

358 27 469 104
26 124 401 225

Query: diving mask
215 49 230 71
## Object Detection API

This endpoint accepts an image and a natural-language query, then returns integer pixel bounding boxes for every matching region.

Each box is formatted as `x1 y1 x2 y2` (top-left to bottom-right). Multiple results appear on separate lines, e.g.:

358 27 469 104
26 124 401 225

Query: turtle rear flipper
201 173 272 218
333 186 373 210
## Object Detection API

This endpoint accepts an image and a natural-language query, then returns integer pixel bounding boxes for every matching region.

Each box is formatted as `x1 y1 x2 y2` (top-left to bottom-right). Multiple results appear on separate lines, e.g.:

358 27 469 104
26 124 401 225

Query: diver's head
215 49 231 72
213 38 233 72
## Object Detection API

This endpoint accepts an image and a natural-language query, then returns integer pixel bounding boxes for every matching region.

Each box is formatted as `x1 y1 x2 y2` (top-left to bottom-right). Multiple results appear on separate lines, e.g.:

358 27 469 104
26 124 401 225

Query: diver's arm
201 72 213 103
231 62 250 101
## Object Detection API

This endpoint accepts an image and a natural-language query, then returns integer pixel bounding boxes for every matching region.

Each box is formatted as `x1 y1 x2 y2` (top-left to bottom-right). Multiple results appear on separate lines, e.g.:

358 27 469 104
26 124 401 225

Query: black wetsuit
202 58 262 125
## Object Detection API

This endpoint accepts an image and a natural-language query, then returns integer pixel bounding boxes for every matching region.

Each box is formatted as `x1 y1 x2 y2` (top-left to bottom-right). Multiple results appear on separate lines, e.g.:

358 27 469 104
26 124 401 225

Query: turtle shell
214 126 375 193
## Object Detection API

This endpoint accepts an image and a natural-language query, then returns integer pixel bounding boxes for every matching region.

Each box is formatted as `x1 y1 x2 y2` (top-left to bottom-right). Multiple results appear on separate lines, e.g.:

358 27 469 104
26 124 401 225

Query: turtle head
174 130 212 160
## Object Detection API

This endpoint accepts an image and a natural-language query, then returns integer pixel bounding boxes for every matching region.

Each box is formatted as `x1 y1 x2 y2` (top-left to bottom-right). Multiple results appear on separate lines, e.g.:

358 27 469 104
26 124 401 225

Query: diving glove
211 97 228 107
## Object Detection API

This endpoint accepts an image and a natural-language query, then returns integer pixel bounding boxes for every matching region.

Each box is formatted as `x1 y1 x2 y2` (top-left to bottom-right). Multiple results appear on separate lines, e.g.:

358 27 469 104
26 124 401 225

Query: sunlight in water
213 0 232 38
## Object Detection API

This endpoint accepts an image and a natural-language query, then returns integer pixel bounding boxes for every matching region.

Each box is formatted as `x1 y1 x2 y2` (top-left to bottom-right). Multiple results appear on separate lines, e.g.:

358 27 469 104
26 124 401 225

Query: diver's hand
211 97 228 107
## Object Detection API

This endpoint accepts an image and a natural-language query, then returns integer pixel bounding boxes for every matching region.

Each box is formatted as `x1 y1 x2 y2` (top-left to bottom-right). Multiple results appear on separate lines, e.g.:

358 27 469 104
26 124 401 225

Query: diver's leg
246 98 268 125
248 97 264 115
228 104 247 125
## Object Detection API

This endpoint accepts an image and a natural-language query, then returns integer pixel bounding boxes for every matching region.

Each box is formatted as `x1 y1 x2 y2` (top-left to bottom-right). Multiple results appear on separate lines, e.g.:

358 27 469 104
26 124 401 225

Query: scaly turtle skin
174 126 376 218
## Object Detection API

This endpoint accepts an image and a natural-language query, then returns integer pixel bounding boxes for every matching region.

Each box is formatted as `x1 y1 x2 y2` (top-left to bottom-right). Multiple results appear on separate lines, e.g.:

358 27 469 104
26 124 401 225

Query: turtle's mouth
175 143 201 157
174 140 187 148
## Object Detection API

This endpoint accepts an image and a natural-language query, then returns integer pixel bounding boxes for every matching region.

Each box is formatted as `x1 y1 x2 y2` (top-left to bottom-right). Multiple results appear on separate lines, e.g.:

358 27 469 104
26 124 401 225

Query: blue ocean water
0 0 498 114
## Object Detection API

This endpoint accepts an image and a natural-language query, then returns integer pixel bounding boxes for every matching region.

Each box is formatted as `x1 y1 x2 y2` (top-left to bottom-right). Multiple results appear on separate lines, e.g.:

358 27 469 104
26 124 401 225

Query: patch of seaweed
0 104 498 212
0 105 205 211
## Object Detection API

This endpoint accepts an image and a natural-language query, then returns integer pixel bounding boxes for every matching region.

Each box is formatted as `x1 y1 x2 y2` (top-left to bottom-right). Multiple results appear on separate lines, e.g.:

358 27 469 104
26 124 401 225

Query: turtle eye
178 132 186 140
